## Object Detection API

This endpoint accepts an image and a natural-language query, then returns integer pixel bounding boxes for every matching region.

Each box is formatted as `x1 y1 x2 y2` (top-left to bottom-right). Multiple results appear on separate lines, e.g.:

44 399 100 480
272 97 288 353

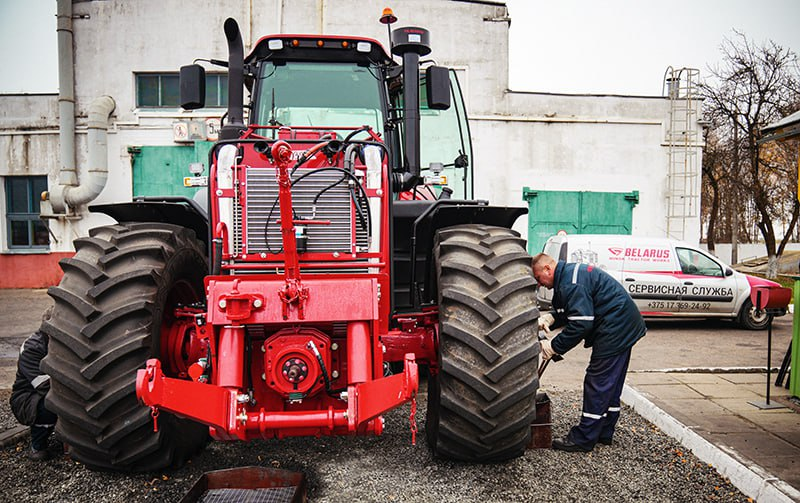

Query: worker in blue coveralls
10 307 59 461
532 253 646 452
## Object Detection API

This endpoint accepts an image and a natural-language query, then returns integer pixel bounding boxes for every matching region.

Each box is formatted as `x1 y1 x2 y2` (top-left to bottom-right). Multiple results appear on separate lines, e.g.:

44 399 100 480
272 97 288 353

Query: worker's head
531 253 557 288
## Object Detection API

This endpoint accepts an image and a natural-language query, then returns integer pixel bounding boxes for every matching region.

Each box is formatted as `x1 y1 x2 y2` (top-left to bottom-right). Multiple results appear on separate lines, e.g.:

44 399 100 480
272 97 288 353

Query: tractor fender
90 197 209 248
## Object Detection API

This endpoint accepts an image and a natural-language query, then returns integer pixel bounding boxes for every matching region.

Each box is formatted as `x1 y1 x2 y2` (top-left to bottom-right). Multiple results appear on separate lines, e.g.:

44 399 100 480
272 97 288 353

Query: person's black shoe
598 437 613 446
552 436 592 452
27 448 52 461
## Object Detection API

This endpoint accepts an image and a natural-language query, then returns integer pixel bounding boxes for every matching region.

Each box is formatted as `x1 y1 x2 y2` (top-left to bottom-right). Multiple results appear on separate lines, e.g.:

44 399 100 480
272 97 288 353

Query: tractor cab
180 25 488 314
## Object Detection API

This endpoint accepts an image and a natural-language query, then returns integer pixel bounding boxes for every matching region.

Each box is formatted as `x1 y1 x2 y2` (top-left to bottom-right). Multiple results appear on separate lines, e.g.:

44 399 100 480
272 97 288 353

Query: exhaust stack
220 18 245 140
391 27 431 191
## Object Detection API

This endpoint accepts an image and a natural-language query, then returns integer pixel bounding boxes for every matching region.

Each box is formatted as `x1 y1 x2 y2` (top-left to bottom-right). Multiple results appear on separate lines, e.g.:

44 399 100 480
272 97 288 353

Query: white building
0 0 702 287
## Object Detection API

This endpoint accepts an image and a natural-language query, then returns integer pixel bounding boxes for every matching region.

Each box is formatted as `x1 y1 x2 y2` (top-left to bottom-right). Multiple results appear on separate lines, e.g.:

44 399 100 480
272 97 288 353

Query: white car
536 234 790 330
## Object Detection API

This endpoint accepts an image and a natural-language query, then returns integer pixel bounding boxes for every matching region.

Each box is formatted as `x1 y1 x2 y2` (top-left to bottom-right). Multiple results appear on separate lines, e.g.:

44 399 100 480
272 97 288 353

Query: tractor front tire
426 224 539 462
40 223 209 472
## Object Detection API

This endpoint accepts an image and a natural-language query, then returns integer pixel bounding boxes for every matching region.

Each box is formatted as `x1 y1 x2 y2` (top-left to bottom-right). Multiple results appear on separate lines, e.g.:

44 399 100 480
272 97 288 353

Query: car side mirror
425 66 450 110
725 267 734 277
180 64 206 110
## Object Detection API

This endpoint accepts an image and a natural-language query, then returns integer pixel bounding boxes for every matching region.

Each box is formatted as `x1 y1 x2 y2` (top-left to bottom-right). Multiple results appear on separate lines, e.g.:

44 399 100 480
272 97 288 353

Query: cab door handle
625 278 635 282
683 281 693 285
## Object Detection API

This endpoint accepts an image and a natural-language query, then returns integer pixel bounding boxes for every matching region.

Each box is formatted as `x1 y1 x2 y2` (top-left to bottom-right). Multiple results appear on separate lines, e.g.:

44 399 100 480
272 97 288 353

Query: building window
5 176 49 249
136 73 228 108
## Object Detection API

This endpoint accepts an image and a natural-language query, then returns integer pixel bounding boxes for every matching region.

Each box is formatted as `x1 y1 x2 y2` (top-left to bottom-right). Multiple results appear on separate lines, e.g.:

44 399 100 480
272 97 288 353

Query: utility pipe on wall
49 95 116 213
56 0 75 186
51 0 116 214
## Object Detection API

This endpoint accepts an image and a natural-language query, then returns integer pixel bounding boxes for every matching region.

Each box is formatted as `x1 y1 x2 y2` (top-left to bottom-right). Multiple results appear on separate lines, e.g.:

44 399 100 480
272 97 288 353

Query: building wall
0 0 702 287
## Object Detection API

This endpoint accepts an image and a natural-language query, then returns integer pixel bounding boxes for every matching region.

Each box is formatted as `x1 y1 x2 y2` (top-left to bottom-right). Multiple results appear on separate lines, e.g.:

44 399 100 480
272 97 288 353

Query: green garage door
522 188 639 253
130 142 213 197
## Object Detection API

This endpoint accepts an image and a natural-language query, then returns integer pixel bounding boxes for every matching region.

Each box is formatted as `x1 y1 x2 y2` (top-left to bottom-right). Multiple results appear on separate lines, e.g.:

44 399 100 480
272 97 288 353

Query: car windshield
252 61 384 136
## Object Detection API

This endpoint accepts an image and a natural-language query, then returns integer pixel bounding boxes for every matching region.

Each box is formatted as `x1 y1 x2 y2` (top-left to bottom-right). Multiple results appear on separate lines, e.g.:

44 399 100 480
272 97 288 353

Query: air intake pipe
391 27 431 192
220 18 245 141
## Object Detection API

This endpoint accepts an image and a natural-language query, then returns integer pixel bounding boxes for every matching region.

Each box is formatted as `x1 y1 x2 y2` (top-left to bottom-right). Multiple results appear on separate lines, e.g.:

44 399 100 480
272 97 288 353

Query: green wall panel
522 188 639 253
131 142 213 197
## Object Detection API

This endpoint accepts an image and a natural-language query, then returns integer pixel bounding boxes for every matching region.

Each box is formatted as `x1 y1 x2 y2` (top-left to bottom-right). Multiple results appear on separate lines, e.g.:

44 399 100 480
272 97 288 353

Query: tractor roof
246 34 395 67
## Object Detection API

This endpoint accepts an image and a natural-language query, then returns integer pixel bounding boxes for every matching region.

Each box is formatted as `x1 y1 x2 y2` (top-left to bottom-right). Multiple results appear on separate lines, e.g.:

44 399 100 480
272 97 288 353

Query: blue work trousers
568 348 631 449
31 398 57 452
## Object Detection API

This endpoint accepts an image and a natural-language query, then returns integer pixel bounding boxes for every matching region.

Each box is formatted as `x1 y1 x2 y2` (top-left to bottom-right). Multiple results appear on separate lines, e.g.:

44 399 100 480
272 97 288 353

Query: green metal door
130 142 213 197
522 188 639 253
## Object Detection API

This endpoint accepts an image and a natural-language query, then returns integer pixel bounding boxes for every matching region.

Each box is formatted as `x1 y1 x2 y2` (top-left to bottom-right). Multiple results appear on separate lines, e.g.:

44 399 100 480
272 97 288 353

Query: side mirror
425 66 450 110
454 152 468 168
725 267 734 277
180 64 206 110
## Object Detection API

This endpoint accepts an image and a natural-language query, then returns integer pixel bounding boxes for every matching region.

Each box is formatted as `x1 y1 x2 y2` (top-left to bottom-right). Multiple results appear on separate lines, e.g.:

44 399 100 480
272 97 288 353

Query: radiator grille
243 167 368 254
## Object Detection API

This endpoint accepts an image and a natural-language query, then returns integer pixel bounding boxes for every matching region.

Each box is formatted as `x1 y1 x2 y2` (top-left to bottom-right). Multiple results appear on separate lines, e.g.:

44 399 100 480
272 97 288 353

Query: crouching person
10 307 58 461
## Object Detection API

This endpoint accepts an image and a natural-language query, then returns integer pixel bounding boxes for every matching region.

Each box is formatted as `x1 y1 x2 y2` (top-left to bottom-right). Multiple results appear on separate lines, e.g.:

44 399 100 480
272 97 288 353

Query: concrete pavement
625 370 800 502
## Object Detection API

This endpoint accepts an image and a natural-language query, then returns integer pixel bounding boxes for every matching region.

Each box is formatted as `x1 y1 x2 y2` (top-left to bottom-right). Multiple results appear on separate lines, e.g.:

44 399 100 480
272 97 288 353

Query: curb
629 366 780 374
622 384 800 503
0 425 29 449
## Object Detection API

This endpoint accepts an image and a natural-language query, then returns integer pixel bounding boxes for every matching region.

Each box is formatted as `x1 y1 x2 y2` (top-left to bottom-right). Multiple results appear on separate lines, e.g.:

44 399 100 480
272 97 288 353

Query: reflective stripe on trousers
568 348 632 449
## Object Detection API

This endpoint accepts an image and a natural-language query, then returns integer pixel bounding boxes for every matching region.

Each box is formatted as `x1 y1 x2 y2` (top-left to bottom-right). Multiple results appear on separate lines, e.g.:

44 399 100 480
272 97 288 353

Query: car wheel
738 298 771 330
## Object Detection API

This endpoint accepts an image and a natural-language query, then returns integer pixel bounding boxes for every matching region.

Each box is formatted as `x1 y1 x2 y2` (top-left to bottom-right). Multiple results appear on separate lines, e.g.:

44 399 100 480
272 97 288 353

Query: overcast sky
505 0 800 95
1 0 799 96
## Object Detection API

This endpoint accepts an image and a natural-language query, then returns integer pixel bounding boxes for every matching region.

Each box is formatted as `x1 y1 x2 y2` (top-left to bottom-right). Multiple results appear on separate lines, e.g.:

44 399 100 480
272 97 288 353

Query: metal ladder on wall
664 67 700 241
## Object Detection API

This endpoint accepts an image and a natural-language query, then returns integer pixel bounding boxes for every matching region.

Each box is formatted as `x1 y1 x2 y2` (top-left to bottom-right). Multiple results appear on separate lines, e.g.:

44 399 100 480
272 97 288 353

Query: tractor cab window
420 69 472 200
252 62 384 137
393 69 473 200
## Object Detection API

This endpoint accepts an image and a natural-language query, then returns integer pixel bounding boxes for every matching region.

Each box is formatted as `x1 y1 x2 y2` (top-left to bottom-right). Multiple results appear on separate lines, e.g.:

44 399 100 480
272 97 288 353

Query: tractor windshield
252 61 384 136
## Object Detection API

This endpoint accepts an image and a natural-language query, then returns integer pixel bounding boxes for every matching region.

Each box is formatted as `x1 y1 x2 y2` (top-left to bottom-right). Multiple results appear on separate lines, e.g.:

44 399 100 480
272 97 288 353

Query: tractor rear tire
40 223 209 472
426 224 539 462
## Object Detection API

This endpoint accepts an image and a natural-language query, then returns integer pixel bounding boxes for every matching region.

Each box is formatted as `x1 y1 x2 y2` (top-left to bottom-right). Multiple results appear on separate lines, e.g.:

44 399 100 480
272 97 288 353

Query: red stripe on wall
0 253 73 288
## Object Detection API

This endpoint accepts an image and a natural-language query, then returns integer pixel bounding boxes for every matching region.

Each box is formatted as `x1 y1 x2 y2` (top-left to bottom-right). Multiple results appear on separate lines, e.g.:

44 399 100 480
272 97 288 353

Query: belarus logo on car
608 247 625 261
607 247 671 262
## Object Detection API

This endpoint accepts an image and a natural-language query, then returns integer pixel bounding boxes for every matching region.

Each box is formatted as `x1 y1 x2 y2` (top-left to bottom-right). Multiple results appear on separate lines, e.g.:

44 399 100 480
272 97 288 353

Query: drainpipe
56 0 76 187
49 96 116 213
50 0 115 213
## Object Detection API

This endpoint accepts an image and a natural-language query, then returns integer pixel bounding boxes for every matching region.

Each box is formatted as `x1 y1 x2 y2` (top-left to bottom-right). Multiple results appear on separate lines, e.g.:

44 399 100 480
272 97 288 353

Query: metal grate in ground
199 486 299 503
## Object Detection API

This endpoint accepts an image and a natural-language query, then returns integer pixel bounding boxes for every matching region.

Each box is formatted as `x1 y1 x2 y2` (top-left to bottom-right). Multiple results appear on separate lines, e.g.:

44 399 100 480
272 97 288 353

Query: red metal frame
136 133 436 442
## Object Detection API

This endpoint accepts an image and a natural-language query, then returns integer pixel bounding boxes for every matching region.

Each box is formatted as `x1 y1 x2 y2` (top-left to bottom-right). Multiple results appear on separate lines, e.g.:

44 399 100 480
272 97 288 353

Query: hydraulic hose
306 340 346 397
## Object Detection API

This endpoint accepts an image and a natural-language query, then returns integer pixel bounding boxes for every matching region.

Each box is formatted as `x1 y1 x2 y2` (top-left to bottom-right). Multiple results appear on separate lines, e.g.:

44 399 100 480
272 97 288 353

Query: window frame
676 247 723 277
135 72 228 109
5 176 49 250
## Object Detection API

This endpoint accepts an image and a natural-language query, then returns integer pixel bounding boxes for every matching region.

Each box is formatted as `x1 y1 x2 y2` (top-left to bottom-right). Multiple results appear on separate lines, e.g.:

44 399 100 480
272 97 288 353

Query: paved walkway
625 370 800 502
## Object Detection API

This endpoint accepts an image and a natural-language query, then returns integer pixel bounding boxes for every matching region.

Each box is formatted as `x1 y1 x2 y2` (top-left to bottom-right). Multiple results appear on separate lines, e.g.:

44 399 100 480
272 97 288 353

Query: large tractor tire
426 224 540 461
40 223 210 472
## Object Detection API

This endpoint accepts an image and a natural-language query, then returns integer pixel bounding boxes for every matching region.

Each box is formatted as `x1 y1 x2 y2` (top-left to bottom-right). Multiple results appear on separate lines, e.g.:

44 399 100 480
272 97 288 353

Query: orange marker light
291 39 299 47
316 40 324 47
341 40 349 48
380 7 397 24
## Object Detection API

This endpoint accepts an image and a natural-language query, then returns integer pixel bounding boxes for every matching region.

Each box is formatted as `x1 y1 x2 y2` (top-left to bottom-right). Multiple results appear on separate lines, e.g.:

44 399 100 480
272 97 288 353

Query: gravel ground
0 385 749 503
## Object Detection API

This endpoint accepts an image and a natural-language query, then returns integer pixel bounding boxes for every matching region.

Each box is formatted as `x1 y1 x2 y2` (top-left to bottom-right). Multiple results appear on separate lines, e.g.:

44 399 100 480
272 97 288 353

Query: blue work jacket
550 261 646 359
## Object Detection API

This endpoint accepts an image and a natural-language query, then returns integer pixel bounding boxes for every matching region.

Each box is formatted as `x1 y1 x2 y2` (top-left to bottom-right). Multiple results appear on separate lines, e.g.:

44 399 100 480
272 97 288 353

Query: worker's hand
538 313 555 332
540 339 559 361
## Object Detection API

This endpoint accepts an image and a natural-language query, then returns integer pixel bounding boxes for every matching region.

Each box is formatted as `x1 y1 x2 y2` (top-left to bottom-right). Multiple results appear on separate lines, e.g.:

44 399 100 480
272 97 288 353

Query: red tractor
41 15 540 471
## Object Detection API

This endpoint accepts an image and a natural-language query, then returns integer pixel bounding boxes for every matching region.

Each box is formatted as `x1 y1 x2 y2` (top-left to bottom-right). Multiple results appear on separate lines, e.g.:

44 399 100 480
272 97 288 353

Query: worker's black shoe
597 437 613 446
27 448 52 461
552 436 592 452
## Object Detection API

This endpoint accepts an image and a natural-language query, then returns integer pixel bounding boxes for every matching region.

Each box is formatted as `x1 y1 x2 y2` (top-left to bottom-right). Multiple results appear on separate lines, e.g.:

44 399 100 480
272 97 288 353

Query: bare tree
700 127 730 254
700 31 800 277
